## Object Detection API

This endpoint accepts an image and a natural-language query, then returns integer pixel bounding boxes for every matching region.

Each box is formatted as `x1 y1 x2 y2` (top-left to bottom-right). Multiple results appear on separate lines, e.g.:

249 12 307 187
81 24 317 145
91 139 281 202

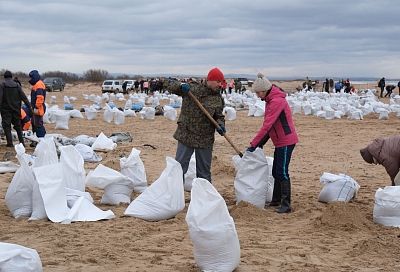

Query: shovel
187 92 243 157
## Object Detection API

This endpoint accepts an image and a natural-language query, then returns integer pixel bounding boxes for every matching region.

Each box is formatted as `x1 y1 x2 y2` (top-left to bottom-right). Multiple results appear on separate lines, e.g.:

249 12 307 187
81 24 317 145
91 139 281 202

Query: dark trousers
380 86 385 97
175 142 213 182
271 144 295 202
1 110 23 144
32 115 46 138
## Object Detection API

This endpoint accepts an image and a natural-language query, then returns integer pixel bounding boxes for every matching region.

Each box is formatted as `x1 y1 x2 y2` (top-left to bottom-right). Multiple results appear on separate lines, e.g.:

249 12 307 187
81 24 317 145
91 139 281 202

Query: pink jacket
250 85 298 148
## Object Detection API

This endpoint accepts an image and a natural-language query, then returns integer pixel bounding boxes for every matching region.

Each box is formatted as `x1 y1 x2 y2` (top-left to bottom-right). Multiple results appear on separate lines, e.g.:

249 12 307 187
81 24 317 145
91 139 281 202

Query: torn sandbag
33 137 58 168
74 144 102 162
59 145 86 192
109 132 133 143
124 157 184 221
0 161 19 174
186 178 241 272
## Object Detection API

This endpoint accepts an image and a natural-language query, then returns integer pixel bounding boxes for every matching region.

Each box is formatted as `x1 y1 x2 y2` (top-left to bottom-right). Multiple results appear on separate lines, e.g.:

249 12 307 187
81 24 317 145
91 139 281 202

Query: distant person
13 77 21 86
228 79 234 94
329 78 334 92
384 85 396 97
246 73 298 213
378 77 385 98
28 70 46 140
235 80 242 93
122 81 128 94
139 79 144 93
397 81 400 95
168 67 225 183
134 80 139 92
344 78 351 93
143 80 149 94
323 78 329 93
360 135 400 186
334 81 343 93
0 70 31 147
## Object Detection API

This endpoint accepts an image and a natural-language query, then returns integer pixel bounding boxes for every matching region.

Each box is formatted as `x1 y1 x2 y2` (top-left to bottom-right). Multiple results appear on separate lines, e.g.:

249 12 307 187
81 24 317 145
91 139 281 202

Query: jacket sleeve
167 81 183 96
0 83 3 109
18 86 31 108
250 98 286 147
213 97 225 127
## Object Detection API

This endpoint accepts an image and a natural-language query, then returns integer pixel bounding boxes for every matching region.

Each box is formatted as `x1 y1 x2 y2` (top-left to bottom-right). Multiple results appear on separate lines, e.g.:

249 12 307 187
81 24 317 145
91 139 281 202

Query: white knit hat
252 73 272 92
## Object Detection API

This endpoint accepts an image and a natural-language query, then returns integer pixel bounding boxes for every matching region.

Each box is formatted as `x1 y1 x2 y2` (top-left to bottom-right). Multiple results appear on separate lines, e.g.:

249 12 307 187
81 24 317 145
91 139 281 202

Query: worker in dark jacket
167 67 226 183
378 77 385 98
0 70 31 146
360 135 400 186
28 70 46 138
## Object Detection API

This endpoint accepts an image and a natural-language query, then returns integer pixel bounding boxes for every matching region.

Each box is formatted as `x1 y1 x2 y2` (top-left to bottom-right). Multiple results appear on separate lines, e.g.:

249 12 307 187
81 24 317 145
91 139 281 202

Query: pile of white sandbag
5 139 115 223
318 172 360 203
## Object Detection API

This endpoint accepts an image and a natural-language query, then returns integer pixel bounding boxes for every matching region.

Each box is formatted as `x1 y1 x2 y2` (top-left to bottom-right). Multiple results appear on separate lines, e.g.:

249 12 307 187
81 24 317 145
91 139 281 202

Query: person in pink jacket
247 73 299 213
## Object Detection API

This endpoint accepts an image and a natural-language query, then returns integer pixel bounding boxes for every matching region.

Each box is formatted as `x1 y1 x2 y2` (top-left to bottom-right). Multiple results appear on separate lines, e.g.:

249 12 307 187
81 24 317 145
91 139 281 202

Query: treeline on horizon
0 68 145 83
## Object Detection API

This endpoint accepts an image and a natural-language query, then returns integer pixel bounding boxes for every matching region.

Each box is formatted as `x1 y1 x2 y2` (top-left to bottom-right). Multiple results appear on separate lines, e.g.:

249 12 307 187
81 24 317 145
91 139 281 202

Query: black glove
246 146 256 152
216 124 226 135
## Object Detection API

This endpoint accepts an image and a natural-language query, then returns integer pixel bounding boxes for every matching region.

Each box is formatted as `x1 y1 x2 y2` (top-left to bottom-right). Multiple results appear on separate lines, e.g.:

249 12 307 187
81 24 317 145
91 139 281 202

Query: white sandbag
318 172 360 203
103 105 114 123
120 148 147 193
74 144 102 162
163 105 177 121
0 161 19 174
265 156 275 203
33 137 58 168
247 104 256 116
54 111 70 130
123 109 137 117
50 95 56 104
186 178 240 272
234 148 270 208
5 144 34 218
69 109 84 119
32 163 69 223
86 164 134 205
124 99 133 110
373 186 400 227
139 107 156 120
0 242 43 272
379 110 389 120
29 180 47 221
91 132 117 152
303 104 312 115
73 135 96 146
254 100 265 117
184 154 196 192
65 188 94 208
114 109 125 125
59 146 86 192
66 196 115 222
223 106 237 121
124 157 185 221
85 107 97 120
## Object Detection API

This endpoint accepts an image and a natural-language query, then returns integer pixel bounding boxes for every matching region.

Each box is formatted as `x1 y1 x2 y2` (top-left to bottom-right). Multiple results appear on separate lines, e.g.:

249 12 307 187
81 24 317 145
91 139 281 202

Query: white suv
102 80 123 93
123 80 136 92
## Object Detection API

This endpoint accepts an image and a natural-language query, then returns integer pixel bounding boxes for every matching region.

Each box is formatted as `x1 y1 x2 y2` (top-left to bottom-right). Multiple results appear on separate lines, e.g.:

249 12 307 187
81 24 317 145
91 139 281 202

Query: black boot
268 179 281 207
16 127 25 146
276 181 291 213
4 128 14 147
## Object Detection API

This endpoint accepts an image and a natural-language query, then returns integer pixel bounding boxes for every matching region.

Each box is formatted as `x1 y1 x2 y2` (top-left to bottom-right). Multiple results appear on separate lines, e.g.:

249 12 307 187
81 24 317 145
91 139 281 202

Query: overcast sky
1 0 399 78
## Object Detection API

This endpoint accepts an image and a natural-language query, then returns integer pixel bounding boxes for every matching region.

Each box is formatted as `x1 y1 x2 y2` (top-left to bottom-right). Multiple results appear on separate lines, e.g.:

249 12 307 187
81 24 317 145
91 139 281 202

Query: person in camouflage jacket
167 68 225 183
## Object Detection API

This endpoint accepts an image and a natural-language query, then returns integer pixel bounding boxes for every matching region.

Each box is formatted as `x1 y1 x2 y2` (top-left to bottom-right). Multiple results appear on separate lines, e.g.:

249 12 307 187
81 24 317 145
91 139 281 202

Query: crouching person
360 135 400 186
168 67 225 183
28 70 46 139
246 73 299 213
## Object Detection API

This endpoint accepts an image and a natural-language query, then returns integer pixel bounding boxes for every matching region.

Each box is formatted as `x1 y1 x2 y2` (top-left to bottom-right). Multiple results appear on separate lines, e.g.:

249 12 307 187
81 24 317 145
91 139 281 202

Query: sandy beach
1 81 400 272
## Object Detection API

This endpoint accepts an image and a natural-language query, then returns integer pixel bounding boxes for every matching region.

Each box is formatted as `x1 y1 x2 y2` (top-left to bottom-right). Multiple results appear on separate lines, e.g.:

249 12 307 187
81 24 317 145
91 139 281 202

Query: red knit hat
207 67 224 82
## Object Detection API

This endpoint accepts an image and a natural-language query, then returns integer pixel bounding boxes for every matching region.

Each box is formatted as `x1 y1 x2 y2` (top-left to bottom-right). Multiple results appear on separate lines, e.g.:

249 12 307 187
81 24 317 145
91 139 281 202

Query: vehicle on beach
43 77 65 92
102 80 123 93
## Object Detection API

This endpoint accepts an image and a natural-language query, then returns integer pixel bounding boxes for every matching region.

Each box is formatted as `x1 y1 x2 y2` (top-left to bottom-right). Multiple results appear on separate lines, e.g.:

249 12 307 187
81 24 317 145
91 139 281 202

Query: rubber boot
276 180 291 213
16 127 25 146
269 179 281 207
4 128 14 147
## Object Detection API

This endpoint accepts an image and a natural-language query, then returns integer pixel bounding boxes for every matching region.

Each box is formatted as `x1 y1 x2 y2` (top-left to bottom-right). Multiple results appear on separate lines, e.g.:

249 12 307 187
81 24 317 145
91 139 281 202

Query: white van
102 80 123 93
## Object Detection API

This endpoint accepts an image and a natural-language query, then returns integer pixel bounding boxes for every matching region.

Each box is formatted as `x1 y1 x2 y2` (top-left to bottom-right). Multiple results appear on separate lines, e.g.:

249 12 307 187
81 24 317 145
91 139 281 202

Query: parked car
237 77 254 88
102 80 123 93
43 77 65 92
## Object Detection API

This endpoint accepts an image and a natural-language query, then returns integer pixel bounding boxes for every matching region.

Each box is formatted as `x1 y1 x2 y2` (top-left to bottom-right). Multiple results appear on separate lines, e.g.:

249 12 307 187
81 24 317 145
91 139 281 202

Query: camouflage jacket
168 81 225 149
